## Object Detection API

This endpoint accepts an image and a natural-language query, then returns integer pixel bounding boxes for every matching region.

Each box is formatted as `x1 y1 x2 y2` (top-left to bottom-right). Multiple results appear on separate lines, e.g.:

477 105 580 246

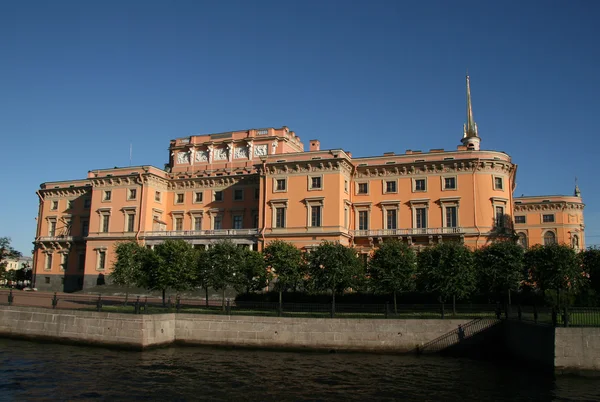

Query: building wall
32 126 584 292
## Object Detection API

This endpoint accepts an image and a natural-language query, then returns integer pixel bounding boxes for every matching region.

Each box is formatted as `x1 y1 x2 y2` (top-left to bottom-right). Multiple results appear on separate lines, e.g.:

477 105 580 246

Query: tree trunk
124 284 129 306
507 288 512 305
452 295 456 316
279 290 283 313
332 290 336 317
205 287 209 307
393 291 398 315
162 289 166 307
222 289 226 311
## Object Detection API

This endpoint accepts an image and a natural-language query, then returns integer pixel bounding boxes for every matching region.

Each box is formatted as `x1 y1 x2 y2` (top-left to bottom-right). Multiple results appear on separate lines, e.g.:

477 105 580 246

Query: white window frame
273 177 288 193
214 190 224 202
412 177 427 192
97 208 112 233
175 192 185 205
308 175 323 191
155 191 162 202
514 215 526 224
409 199 430 230
383 179 398 194
304 197 325 228
189 211 203 231
233 188 244 201
103 190 112 202
50 200 59 211
44 252 53 271
356 181 370 195
127 188 137 200
517 231 528 248
493 176 505 191
380 201 400 230
439 197 460 228
193 191 204 204
95 248 107 271
270 199 288 229
542 213 555 223
442 175 458 191
543 230 556 245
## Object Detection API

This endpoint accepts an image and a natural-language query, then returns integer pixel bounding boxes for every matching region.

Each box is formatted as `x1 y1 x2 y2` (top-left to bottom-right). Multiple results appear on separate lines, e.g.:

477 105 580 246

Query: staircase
416 318 502 354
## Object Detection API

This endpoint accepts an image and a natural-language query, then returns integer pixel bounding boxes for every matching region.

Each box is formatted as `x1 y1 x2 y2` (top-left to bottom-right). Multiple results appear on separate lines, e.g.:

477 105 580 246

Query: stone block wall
555 327 600 374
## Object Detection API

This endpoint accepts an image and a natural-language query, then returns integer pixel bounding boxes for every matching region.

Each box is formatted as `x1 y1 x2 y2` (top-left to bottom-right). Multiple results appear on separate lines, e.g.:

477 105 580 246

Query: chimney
310 140 320 151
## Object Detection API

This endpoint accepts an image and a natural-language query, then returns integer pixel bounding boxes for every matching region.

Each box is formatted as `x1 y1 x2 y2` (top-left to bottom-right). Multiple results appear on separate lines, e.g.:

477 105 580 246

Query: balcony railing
36 235 82 242
143 229 259 238
352 227 464 237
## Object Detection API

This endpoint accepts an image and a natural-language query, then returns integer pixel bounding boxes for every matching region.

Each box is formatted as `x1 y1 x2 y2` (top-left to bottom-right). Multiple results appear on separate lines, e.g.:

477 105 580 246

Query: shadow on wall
487 214 519 244
97 273 105 286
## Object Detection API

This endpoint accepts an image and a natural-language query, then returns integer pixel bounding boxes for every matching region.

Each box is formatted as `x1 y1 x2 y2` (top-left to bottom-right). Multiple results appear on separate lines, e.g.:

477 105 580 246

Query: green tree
526 243 586 307
306 241 364 306
142 240 196 305
208 240 243 310
110 241 146 304
235 249 270 294
417 242 476 314
193 247 213 306
263 240 306 310
581 247 600 295
475 241 525 303
368 240 417 314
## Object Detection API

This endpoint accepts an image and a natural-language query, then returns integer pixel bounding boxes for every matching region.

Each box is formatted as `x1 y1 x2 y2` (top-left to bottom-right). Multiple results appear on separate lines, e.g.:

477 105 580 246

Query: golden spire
463 74 479 138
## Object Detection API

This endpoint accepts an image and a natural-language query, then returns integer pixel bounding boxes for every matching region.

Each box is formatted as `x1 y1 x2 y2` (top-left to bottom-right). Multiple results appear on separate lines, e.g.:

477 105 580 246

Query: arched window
544 231 556 246
572 234 580 251
517 232 528 248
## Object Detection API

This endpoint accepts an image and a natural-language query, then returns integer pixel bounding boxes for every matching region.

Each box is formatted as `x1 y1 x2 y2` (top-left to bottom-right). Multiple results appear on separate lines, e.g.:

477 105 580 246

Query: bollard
277 302 282 317
330 300 335 319
167 296 172 311
226 299 231 315
440 303 445 319
96 295 102 312
134 296 140 314
52 292 58 309
8 289 14 306
176 295 181 313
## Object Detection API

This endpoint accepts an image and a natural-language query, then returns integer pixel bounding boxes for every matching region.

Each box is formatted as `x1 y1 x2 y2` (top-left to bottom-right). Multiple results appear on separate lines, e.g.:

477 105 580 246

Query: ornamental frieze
513 202 584 212
355 160 514 178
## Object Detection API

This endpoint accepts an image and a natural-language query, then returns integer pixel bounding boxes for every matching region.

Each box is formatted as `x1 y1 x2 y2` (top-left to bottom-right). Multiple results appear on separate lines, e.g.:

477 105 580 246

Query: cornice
355 160 514 178
168 174 259 190
513 202 585 212
40 187 92 198
265 159 353 176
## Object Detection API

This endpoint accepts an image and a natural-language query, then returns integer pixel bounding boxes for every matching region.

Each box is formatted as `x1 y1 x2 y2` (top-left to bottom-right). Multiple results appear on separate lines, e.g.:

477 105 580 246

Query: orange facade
31 79 586 292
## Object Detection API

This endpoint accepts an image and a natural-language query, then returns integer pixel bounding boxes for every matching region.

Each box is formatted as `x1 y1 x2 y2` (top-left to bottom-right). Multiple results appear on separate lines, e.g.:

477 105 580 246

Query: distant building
32 76 585 292
4 256 32 271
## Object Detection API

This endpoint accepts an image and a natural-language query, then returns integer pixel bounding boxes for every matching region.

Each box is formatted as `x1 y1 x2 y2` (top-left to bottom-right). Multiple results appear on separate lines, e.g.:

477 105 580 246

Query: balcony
352 227 464 237
143 229 259 238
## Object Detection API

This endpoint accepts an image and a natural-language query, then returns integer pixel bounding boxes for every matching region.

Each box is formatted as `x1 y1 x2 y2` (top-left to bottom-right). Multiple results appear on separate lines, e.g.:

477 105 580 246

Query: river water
0 338 598 401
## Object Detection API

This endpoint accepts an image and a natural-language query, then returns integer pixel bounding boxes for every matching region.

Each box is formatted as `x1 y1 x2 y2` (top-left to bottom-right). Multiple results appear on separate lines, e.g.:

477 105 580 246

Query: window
48 220 56 236
357 183 368 194
51 200 59 210
518 233 528 248
275 207 286 228
126 213 135 232
83 199 91 209
416 208 427 229
385 181 397 193
128 189 137 200
310 176 322 190
311 205 322 227
68 200 75 210
344 180 349 193
194 192 203 203
103 191 112 201
444 177 456 190
97 251 106 270
214 191 223 202
445 206 458 228
344 205 349 228
276 179 286 192
214 215 222 230
60 254 68 271
45 277 51 284
544 231 556 245
255 188 260 200
253 214 259 228
81 220 89 237
494 177 504 190
194 216 202 231
176 193 184 204
101 214 110 233
495 206 505 228
358 211 369 230
386 209 397 230
155 191 161 202
543 214 555 223
414 179 426 192
45 254 53 270
515 216 526 224
234 189 244 201
233 215 243 229
175 217 183 231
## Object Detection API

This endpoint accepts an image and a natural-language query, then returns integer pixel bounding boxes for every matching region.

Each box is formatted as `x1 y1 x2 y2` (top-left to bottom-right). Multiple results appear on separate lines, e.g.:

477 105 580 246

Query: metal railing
352 227 464 237
143 229 258 237
417 318 502 354
36 235 82 242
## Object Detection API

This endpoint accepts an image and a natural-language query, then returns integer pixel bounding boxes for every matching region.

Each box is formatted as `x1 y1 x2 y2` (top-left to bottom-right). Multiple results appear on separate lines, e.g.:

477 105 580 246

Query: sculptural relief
214 148 228 161
195 150 209 162
177 151 190 164
254 145 267 156
234 146 248 159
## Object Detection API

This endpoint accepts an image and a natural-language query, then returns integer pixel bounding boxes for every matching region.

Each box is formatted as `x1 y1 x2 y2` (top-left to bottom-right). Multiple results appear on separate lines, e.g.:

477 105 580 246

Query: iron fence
2 289 599 326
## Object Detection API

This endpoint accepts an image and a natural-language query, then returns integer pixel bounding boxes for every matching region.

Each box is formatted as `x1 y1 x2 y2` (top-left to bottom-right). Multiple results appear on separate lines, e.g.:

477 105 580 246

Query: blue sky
1 0 599 254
